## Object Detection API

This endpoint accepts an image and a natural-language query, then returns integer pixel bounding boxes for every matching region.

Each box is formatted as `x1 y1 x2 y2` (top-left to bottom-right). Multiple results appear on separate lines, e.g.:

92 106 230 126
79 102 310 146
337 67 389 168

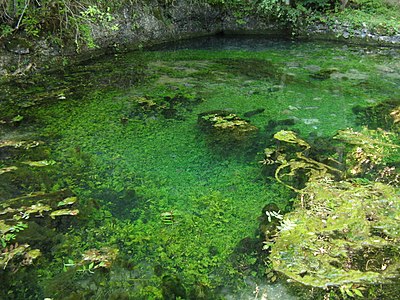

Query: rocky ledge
305 21 400 46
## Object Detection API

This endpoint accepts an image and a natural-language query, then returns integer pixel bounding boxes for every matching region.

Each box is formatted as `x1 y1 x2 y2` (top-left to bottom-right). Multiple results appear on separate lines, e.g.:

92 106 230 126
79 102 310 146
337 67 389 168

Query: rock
309 68 339 80
5 38 32 55
271 180 400 290
198 110 258 148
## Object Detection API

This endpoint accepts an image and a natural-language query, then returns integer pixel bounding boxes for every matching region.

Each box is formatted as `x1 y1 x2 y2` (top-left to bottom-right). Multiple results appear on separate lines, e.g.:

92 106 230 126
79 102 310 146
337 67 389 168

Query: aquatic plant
0 190 80 272
334 127 400 178
1 37 399 298
198 110 259 153
261 130 342 192
63 247 118 273
267 126 400 298
271 179 400 290
353 99 400 131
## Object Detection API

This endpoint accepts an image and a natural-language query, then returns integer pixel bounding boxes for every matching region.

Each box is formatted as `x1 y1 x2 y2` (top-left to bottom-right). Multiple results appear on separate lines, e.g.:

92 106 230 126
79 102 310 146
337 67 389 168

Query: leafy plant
0 221 28 248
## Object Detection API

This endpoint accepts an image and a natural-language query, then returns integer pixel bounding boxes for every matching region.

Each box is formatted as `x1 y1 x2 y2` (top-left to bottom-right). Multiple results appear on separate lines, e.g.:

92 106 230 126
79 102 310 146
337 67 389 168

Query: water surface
1 36 399 299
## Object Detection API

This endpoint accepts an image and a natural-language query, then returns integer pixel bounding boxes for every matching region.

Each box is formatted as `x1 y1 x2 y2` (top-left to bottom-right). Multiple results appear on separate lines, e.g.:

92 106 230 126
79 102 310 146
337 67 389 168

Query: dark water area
149 34 295 51
0 35 399 299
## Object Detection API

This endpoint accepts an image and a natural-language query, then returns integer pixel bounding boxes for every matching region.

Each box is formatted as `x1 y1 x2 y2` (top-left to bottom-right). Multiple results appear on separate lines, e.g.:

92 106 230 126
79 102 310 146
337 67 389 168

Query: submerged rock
309 68 339 80
198 110 259 149
265 127 400 298
128 92 203 121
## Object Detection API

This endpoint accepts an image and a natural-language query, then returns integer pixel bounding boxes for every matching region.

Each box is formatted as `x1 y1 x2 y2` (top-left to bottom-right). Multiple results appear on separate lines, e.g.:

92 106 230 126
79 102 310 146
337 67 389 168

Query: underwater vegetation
0 37 399 299
261 104 400 298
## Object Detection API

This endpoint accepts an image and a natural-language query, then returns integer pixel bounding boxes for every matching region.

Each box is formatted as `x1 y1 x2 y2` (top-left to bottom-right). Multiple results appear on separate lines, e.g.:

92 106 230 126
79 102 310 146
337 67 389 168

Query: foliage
63 247 118 273
256 0 400 35
0 185 80 271
0 0 398 57
0 0 120 50
353 99 400 132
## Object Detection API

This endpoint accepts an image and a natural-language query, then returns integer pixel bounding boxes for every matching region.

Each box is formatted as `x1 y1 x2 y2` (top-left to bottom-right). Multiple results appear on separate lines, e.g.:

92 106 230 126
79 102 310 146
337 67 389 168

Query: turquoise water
0 36 399 299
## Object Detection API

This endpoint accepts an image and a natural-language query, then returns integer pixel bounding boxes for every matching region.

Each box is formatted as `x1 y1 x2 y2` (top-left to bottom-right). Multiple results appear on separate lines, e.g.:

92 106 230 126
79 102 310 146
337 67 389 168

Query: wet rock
305 22 400 46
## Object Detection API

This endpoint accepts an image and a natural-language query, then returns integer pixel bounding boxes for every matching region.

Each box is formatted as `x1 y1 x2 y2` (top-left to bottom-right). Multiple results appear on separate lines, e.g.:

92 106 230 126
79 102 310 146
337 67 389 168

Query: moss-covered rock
270 180 400 291
265 128 400 298
198 110 259 151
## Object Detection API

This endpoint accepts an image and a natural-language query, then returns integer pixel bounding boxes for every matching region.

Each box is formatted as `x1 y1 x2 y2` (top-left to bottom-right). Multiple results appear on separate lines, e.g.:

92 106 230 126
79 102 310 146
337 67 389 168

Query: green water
0 37 399 299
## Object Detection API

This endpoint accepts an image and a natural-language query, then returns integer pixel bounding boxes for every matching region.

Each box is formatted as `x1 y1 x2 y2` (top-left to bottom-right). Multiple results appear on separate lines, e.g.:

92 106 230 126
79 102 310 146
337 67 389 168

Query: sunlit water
0 36 399 299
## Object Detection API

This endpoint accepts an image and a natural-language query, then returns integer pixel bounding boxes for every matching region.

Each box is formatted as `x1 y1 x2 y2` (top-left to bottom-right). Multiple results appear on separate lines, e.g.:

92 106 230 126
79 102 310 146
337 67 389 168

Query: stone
198 110 258 148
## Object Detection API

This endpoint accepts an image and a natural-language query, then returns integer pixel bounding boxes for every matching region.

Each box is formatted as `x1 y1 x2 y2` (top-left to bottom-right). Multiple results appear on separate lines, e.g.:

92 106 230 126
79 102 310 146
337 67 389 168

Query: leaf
339 286 345 296
57 197 78 207
98 261 106 267
22 160 56 167
345 289 354 297
0 166 18 175
50 209 79 219
353 289 364 297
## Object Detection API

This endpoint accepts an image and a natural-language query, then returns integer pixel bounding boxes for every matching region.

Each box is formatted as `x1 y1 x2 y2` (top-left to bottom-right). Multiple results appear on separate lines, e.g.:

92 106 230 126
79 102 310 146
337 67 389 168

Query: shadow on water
149 34 296 51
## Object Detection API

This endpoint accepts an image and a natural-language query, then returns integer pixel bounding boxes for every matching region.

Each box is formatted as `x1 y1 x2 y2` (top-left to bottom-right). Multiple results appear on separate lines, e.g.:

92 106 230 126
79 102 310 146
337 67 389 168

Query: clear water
0 36 399 299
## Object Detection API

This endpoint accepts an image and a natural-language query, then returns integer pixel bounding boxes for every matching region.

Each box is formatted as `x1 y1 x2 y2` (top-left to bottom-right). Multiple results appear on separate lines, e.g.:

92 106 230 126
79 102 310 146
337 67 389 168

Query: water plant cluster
0 37 399 299
261 123 400 298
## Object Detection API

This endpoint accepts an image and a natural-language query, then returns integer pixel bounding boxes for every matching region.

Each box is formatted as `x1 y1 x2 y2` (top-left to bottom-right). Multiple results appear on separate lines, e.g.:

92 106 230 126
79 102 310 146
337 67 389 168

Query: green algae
0 38 400 299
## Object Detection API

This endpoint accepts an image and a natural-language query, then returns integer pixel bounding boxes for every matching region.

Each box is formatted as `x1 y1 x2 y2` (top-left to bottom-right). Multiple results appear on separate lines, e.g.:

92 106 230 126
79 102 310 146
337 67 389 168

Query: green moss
265 124 400 298
271 180 400 289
